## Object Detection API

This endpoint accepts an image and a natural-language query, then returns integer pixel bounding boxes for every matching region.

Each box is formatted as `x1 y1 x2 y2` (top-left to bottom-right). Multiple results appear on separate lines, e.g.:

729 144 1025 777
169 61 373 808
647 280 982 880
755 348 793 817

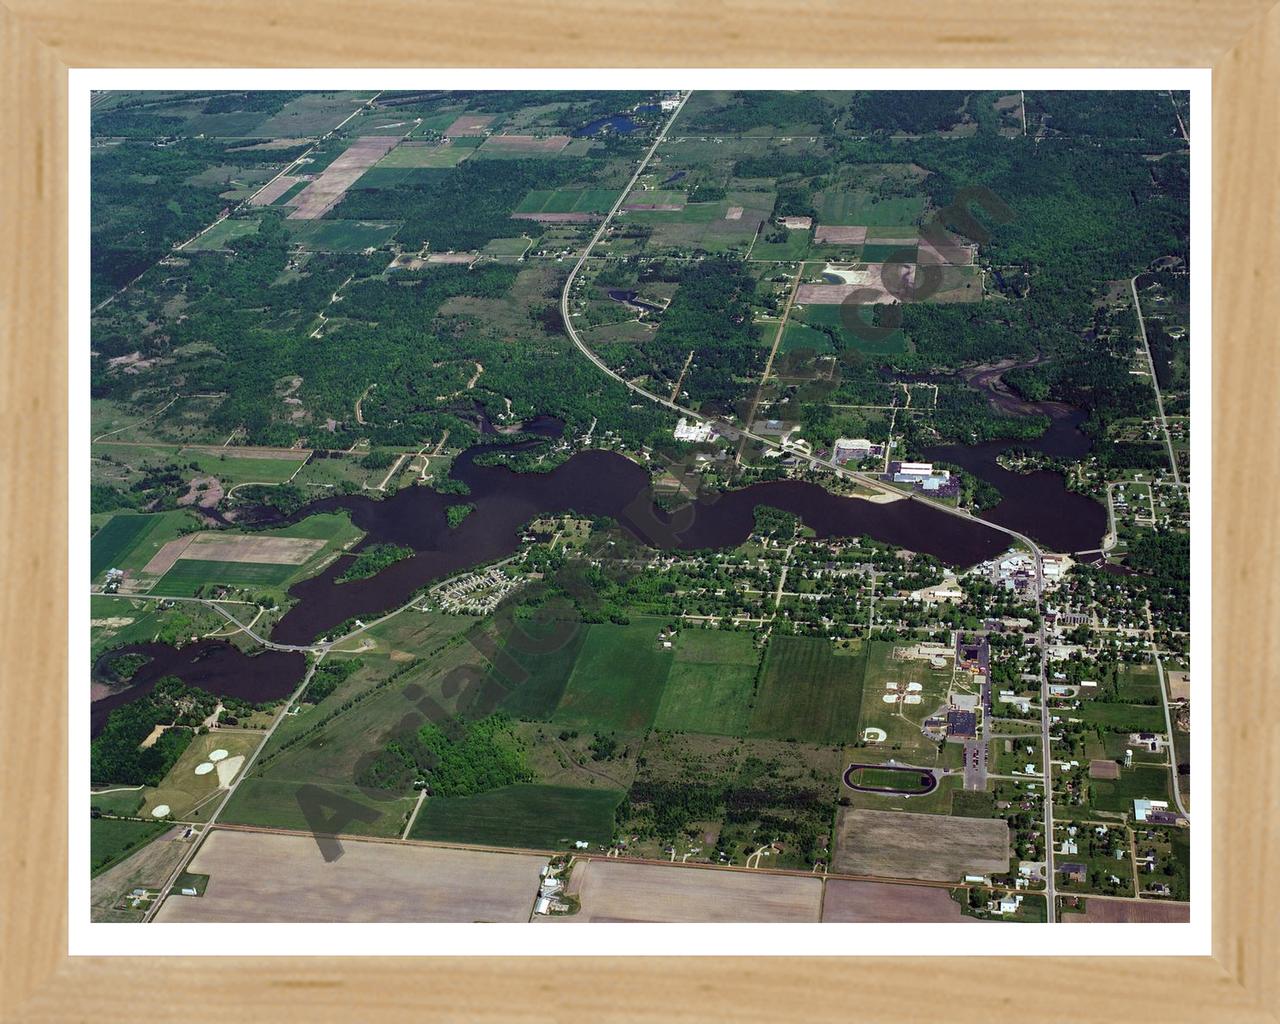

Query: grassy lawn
89 787 145 817
855 640 953 763
140 730 264 821
410 783 622 849
747 636 865 744
552 620 673 733
951 789 996 818
90 818 169 877
1075 702 1167 733
1089 763 1173 815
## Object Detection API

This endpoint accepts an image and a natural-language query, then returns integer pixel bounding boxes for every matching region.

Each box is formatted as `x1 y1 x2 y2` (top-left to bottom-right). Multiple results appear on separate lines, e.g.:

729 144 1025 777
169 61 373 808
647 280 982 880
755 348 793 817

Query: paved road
962 740 988 791
1130 274 1182 485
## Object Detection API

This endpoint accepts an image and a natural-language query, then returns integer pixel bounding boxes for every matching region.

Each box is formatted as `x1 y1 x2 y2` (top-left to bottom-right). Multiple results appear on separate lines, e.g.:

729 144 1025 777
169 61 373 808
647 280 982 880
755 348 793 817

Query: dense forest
90 676 219 786
357 714 530 793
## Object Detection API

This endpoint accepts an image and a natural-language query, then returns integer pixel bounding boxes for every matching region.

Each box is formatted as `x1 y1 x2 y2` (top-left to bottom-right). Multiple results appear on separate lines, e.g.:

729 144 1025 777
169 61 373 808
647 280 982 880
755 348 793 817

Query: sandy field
249 175 302 206
540 859 822 923
183 533 325 564
444 114 494 136
822 879 980 922
814 225 868 244
288 136 401 220
155 830 547 923
797 266 915 305
1063 897 1190 923
144 532 326 576
917 241 976 266
479 134 570 154
831 808 1011 882
1167 670 1190 701
725 206 744 219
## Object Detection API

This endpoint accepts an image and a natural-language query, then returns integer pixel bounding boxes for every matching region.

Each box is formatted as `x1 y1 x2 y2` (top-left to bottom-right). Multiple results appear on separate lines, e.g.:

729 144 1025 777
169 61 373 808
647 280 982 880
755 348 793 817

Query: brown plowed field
288 136 401 220
814 225 868 244
154 829 546 923
539 859 822 923
822 879 980 922
1063 898 1190 923
832 808 1010 882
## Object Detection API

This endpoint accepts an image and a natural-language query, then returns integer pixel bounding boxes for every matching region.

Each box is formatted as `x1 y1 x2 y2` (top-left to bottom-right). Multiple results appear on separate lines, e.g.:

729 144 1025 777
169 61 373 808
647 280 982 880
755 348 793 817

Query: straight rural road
1130 274 1181 485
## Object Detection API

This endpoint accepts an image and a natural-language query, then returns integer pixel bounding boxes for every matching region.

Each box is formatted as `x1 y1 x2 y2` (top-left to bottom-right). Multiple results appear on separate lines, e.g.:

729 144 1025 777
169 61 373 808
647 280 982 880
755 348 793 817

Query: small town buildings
1060 862 1088 884
946 709 977 739
1133 798 1170 822
673 417 715 443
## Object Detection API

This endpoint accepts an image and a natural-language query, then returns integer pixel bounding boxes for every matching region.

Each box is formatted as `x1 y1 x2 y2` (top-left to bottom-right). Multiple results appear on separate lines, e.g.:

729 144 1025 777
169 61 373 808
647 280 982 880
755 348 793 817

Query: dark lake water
91 641 305 737
894 360 1108 553
267 445 1011 645
607 289 664 314
573 109 653 136
96 401 1089 721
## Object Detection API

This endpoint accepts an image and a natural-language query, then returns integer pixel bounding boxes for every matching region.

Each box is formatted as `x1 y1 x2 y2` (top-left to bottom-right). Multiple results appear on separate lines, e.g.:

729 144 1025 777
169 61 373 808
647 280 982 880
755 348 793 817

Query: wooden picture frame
1 2 1274 1018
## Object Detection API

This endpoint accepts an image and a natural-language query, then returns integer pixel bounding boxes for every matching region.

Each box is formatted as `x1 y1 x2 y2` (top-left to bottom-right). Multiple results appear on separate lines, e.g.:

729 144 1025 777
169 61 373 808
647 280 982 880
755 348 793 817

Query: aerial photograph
87 87 1192 926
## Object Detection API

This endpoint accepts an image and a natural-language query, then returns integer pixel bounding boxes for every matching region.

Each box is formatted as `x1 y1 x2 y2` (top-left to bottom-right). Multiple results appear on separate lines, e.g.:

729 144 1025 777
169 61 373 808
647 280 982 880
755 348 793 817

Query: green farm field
817 190 925 228
375 141 471 168
90 818 170 877
493 618 590 721
1089 763 1173 815
91 510 198 579
552 620 674 733
748 636 865 744
180 450 306 485
794 305 910 357
151 559 298 596
410 783 622 849
653 630 760 736
184 217 262 251
516 188 617 215
284 220 401 252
